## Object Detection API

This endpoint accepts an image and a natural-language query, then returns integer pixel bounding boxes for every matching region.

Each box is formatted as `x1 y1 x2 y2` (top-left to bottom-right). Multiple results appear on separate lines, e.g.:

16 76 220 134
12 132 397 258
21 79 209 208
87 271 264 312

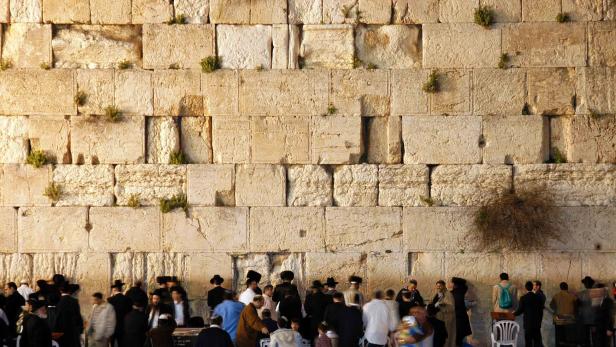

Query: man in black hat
108 280 132 347
325 277 338 296
208 275 226 311
126 281 148 309
343 275 364 307
4 282 25 342
273 271 300 303
20 297 52 347
146 291 172 329
153 276 172 306
53 282 84 347
239 271 262 305
122 300 148 347
304 280 333 340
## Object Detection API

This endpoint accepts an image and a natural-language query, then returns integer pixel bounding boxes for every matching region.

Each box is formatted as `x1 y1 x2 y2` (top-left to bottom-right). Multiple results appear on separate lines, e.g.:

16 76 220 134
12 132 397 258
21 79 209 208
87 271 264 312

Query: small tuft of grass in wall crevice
498 53 509 69
0 59 12 71
201 56 220 73
474 5 494 28
74 90 87 106
167 14 187 24
44 182 61 203
117 60 132 69
160 193 188 213
169 151 188 165
26 150 48 168
556 12 570 23
104 105 122 122
127 194 141 208
422 70 439 94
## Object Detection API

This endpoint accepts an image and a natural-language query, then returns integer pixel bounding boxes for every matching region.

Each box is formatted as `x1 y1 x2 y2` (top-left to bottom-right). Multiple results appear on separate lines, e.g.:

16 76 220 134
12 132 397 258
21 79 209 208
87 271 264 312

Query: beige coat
434 291 456 347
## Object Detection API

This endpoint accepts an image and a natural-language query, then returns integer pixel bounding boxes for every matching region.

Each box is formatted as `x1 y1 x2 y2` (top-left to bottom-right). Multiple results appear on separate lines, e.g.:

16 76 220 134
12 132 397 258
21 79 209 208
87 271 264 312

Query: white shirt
239 288 256 306
174 301 185 326
384 299 400 331
362 299 391 345
17 285 34 301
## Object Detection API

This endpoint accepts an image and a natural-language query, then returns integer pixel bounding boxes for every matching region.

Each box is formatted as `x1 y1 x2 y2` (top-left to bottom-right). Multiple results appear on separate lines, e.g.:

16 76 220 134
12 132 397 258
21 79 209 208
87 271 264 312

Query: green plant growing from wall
74 91 87 106
327 104 337 115
105 105 122 122
422 70 439 93
26 150 48 168
556 12 570 23
474 5 494 28
40 62 51 70
0 59 12 71
498 53 509 69
167 14 187 24
169 151 188 165
169 63 180 69
127 194 141 208
160 193 188 213
117 60 132 69
366 63 378 70
420 196 436 207
547 147 567 164
44 182 61 203
521 103 531 115
200 56 220 73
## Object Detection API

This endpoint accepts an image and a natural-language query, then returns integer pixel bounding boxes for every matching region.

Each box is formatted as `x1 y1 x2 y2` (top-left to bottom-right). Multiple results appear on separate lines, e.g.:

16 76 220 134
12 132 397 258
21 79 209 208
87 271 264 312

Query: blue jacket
213 300 245 342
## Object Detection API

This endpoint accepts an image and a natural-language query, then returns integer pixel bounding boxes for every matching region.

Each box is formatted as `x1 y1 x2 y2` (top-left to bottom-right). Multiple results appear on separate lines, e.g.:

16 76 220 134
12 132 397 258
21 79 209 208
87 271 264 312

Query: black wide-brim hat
28 297 47 311
582 276 595 286
349 275 363 284
280 270 294 281
210 274 224 285
247 270 262 282
156 276 170 284
111 279 125 289
325 277 338 286
311 280 324 289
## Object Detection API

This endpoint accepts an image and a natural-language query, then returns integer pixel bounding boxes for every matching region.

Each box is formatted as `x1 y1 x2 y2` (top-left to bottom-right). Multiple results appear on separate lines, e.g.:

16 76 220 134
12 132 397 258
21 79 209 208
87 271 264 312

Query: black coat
514 292 543 329
153 288 172 306
278 294 302 321
337 306 363 347
395 288 424 306
323 302 346 332
146 323 175 347
273 282 300 303
208 286 226 310
195 326 234 347
6 292 25 334
428 316 448 347
304 291 333 337
108 293 133 337
53 295 84 347
126 286 148 308
20 314 52 347
146 303 173 329
122 309 148 347
451 286 472 340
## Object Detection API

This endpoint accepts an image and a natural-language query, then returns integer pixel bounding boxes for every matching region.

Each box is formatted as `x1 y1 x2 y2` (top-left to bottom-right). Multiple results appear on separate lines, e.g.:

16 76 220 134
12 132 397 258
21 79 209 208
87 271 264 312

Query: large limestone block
562 0 604 21
402 116 482 164
438 0 476 22
89 207 160 251
0 207 17 252
322 0 362 24
53 165 115 206
548 207 616 251
333 165 378 207
365 116 402 164
581 253 616 286
287 165 333 207
42 0 89 23
211 117 250 163
481 0 521 22
115 70 153 115
18 207 88 252
288 0 322 23
0 116 29 163
305 252 366 285
74 253 111 316
403 207 481 251
28 116 70 164
146 117 180 164
143 24 215 69
217 25 272 69
76 69 114 115
235 164 286 206
202 70 238 116
249 207 325 251
71 116 145 164
330 69 390 117
473 68 525 115
233 253 305 291
423 23 500 68
300 24 354 69
52 25 142 69
2 254 33 285
115 164 186 205
391 69 430 115
355 25 421 69
551 115 616 164
522 0 560 21
174 0 209 23
162 207 247 251
10 0 42 22
378 165 429 207
249 0 287 24
186 253 233 299
513 164 616 206
144 253 188 287
187 164 234 206
483 116 549 164
132 0 172 23
251 117 310 164
409 252 444 294
431 165 513 207
589 22 616 67
325 207 403 252
2 23 51 68
91 0 131 23
367 252 407 294
239 70 328 116
359 0 393 24
0 165 51 206
0 70 74 115
311 116 362 164
30 253 81 283
540 253 582 292
502 23 586 67
111 252 146 286
430 69 471 114
392 0 438 24
153 70 202 116
575 67 616 115
181 117 212 164
527 68 576 116
210 0 286 24
502 253 540 289
272 24 290 69
0 1 7 22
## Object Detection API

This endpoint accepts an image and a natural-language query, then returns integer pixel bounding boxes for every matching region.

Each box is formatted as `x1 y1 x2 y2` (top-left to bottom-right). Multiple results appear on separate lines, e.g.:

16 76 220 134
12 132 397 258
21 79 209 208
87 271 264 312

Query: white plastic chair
491 320 520 347
259 338 271 347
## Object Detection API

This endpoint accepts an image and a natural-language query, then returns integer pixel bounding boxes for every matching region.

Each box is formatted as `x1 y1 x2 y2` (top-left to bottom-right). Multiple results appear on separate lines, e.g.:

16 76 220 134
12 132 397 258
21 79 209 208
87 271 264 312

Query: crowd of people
0 270 614 347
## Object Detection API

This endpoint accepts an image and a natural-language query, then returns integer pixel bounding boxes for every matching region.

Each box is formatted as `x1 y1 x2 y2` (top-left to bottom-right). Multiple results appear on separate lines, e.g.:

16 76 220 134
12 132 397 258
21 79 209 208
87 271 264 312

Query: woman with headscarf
450 277 472 346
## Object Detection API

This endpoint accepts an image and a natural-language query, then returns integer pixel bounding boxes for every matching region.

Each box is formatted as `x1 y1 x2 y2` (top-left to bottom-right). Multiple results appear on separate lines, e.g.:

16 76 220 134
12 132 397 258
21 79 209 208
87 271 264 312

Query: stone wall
1 0 616 344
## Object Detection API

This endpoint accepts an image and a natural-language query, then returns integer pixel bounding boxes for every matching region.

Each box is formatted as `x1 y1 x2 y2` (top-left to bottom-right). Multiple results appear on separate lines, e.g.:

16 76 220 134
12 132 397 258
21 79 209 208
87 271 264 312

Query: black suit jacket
122 309 148 347
6 292 25 333
273 282 300 302
146 303 173 329
515 291 543 329
323 302 346 332
304 291 333 336
108 293 133 336
338 306 363 347
21 314 52 347
196 326 234 347
53 294 84 347
428 316 448 347
208 286 226 310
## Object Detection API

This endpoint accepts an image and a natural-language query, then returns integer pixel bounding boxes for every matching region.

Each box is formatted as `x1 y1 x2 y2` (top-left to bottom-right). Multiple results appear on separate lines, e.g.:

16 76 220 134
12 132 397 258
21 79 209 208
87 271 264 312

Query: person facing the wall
236 295 268 347
492 273 517 313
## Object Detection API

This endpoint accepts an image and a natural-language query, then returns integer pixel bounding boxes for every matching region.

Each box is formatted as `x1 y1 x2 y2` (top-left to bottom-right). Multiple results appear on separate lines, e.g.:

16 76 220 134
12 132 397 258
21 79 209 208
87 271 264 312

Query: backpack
498 284 513 309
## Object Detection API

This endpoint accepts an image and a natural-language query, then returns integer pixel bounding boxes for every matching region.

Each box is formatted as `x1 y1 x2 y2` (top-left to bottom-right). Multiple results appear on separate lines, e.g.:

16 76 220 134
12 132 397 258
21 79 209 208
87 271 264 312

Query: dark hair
317 322 328 332
6 282 17 290
223 291 234 301
332 292 344 301
403 291 412 300
277 316 289 328
264 284 273 291
436 280 446 286
533 280 542 287
385 289 396 298
92 292 103 300
291 317 301 325
211 315 223 326
262 309 271 318
500 273 509 281
373 290 384 299
560 282 568 290
409 279 418 286
525 281 533 291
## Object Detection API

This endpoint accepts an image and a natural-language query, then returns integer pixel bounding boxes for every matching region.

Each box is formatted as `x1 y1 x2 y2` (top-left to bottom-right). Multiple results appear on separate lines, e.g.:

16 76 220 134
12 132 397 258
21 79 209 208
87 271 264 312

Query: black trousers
554 324 575 346
524 326 543 347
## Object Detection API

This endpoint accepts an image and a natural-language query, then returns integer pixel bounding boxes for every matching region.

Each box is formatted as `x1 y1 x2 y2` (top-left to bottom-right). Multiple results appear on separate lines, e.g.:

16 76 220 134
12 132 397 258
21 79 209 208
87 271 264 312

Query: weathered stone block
202 70 238 116
527 68 576 115
330 69 390 117
391 69 430 115
0 165 51 206
2 23 51 68
42 0 89 23
540 252 581 292
483 116 549 164
115 70 153 115
551 115 616 164
392 0 438 23
403 207 481 251
53 165 115 206
18 207 88 252
187 164 234 206
576 67 616 115
481 0 521 22
430 69 471 114
378 165 429 207
445 253 500 284
355 25 421 69
367 252 407 293
438 0 477 22
322 0 361 24
431 165 513 206
402 116 482 164
522 0 560 21
143 24 214 69
366 116 402 164
358 0 392 23
333 165 378 207
239 70 328 116
181 117 212 164
589 22 616 67
502 23 586 67
233 253 305 291
1 254 33 286
132 0 173 23
305 252 366 284
71 116 145 164
287 165 333 207
210 0 286 24
10 0 42 22
74 252 111 316
211 117 250 163
174 0 209 23
562 0 604 21
423 23 500 68
91 0 131 23
0 116 29 163
249 207 325 251
250 0 287 23
217 25 272 69
300 24 354 69
0 70 74 115
473 68 526 115
0 0 8 22
115 164 186 205
325 207 402 252
251 117 310 164
76 69 114 115
147 117 180 164
272 24 290 69
311 116 362 164
162 207 247 251
513 164 616 206
153 70 202 116
235 164 286 206
186 253 233 299
409 252 444 295
288 0 322 23
28 116 71 164
52 25 141 69
90 207 160 251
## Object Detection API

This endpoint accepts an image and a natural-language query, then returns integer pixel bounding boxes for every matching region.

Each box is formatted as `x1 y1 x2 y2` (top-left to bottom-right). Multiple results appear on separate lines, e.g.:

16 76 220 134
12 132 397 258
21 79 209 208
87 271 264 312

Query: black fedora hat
111 279 125 289
210 274 224 285
280 270 294 281
311 280 324 289
349 275 363 284
247 270 262 282
325 277 338 287
581 276 595 287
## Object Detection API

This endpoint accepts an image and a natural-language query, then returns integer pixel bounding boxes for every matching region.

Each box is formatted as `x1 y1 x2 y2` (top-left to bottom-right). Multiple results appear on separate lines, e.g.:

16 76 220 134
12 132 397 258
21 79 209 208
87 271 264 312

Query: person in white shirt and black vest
171 286 190 327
